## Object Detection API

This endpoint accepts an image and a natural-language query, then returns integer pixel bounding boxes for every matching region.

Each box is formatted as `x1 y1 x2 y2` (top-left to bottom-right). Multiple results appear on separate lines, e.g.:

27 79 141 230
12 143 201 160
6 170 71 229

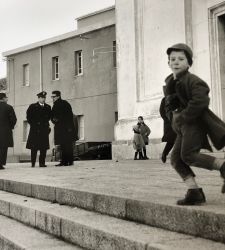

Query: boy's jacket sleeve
180 81 210 123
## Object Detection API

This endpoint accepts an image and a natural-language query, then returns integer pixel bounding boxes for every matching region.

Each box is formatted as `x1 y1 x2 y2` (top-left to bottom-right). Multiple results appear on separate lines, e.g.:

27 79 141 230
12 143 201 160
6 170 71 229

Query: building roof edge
76 5 115 21
2 19 115 57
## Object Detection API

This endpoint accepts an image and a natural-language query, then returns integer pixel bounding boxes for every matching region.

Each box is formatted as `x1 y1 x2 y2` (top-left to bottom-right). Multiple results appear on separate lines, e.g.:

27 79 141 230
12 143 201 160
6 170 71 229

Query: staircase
0 161 224 249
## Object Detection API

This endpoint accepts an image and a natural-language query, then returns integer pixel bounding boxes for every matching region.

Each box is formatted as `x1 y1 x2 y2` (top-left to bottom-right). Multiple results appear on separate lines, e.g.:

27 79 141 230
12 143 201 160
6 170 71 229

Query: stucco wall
7 25 117 158
77 7 115 29
115 0 186 142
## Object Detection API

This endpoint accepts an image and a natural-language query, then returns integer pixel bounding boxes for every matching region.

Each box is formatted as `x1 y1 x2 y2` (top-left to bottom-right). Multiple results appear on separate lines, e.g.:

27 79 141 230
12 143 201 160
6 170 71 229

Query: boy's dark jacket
165 71 225 151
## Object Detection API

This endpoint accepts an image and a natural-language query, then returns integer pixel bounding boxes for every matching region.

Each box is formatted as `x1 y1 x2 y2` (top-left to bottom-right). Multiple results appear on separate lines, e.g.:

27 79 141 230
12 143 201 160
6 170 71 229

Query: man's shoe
55 162 64 167
222 180 225 194
220 162 225 193
177 188 206 206
0 165 5 170
39 165 47 168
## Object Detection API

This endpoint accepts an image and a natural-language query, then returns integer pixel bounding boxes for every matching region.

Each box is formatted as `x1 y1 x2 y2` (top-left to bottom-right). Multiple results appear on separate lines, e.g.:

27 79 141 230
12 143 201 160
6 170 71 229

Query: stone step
0 214 83 250
0 190 224 250
0 178 225 243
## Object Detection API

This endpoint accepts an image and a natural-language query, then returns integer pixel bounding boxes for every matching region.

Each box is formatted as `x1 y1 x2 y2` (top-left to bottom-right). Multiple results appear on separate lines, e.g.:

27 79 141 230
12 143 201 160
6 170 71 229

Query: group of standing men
0 90 78 169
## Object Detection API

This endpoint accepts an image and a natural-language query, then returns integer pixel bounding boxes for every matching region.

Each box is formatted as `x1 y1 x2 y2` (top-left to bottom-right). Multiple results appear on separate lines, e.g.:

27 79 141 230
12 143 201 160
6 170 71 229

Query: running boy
165 43 225 205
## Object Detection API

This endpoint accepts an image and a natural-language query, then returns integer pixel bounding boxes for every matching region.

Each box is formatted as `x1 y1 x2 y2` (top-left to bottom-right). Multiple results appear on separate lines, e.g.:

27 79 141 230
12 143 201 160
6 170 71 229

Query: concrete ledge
36 211 61 237
126 199 225 243
0 214 81 250
10 203 36 227
61 219 147 250
1 191 224 250
56 188 94 210
112 142 164 160
32 184 56 202
3 180 32 197
1 180 225 243
0 236 23 250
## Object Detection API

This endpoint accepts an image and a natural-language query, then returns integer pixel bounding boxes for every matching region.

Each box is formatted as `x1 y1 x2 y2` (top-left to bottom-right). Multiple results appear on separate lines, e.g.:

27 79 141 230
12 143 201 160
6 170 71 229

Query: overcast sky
0 0 115 78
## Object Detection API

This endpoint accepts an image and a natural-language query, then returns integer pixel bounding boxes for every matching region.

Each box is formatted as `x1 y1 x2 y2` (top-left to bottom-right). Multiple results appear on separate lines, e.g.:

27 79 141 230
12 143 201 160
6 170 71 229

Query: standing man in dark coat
51 90 77 166
26 91 51 167
0 93 17 169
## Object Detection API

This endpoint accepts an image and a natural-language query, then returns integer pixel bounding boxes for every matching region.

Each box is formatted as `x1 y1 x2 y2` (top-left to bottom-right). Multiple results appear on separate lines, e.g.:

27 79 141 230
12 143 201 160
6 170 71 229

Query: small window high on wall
23 64 29 86
75 50 83 76
113 41 117 68
52 56 59 80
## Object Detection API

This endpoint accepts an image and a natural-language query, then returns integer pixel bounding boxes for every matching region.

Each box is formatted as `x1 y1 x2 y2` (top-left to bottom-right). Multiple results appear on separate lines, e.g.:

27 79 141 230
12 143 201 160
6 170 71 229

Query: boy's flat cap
166 43 193 59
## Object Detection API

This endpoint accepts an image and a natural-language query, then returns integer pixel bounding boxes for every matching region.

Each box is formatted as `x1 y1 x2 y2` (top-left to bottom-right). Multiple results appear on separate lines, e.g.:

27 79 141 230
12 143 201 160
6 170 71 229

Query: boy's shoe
0 165 5 170
177 188 206 206
220 162 225 193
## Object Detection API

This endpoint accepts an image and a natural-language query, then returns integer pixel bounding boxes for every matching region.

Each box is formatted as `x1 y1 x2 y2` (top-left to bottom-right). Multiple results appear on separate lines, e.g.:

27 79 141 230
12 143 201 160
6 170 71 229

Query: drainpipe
39 47 43 91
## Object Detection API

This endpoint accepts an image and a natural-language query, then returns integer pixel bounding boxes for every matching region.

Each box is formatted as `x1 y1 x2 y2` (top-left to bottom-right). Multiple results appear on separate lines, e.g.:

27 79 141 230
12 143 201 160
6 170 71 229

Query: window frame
113 41 117 68
52 56 59 80
23 64 30 86
74 50 83 76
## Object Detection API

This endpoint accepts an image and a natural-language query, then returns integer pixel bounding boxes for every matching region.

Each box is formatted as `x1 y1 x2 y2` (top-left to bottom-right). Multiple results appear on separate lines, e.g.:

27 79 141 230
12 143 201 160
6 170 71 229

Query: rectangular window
77 115 84 140
23 120 29 142
75 50 83 76
113 41 117 68
52 56 59 80
115 111 118 123
23 64 29 86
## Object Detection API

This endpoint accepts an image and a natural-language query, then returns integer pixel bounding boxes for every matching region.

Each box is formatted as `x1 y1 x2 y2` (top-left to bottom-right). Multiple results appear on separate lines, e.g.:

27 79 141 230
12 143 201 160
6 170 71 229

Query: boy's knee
181 152 194 166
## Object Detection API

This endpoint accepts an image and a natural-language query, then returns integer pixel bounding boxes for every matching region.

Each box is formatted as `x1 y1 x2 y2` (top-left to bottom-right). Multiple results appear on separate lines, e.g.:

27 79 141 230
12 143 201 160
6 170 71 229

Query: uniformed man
0 93 17 169
26 91 51 167
51 90 78 166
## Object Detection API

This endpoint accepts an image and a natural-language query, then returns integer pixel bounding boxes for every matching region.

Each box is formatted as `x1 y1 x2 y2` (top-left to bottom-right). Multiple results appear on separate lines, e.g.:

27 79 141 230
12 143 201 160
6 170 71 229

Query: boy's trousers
171 122 215 180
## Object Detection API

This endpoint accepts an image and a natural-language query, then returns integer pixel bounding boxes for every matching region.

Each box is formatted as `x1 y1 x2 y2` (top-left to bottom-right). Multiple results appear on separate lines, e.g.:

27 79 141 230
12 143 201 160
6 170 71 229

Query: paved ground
1 159 225 214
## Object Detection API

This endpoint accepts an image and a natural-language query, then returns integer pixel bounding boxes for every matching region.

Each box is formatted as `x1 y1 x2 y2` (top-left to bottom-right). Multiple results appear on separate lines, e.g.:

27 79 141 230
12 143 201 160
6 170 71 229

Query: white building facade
113 0 225 159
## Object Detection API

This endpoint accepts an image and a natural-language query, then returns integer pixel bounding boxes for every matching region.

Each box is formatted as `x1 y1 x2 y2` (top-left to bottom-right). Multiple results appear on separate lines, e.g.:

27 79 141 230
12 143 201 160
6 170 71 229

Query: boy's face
138 118 143 123
168 50 189 77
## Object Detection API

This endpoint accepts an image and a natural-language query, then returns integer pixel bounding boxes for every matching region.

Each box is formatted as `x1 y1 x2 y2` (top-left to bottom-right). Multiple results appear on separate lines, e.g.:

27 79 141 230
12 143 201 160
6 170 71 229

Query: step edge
1 179 225 244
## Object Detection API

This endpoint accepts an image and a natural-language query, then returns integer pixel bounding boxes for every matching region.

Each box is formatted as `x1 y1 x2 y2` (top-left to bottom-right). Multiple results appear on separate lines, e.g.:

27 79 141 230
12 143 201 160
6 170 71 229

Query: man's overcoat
51 98 77 145
26 103 51 149
0 102 17 147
